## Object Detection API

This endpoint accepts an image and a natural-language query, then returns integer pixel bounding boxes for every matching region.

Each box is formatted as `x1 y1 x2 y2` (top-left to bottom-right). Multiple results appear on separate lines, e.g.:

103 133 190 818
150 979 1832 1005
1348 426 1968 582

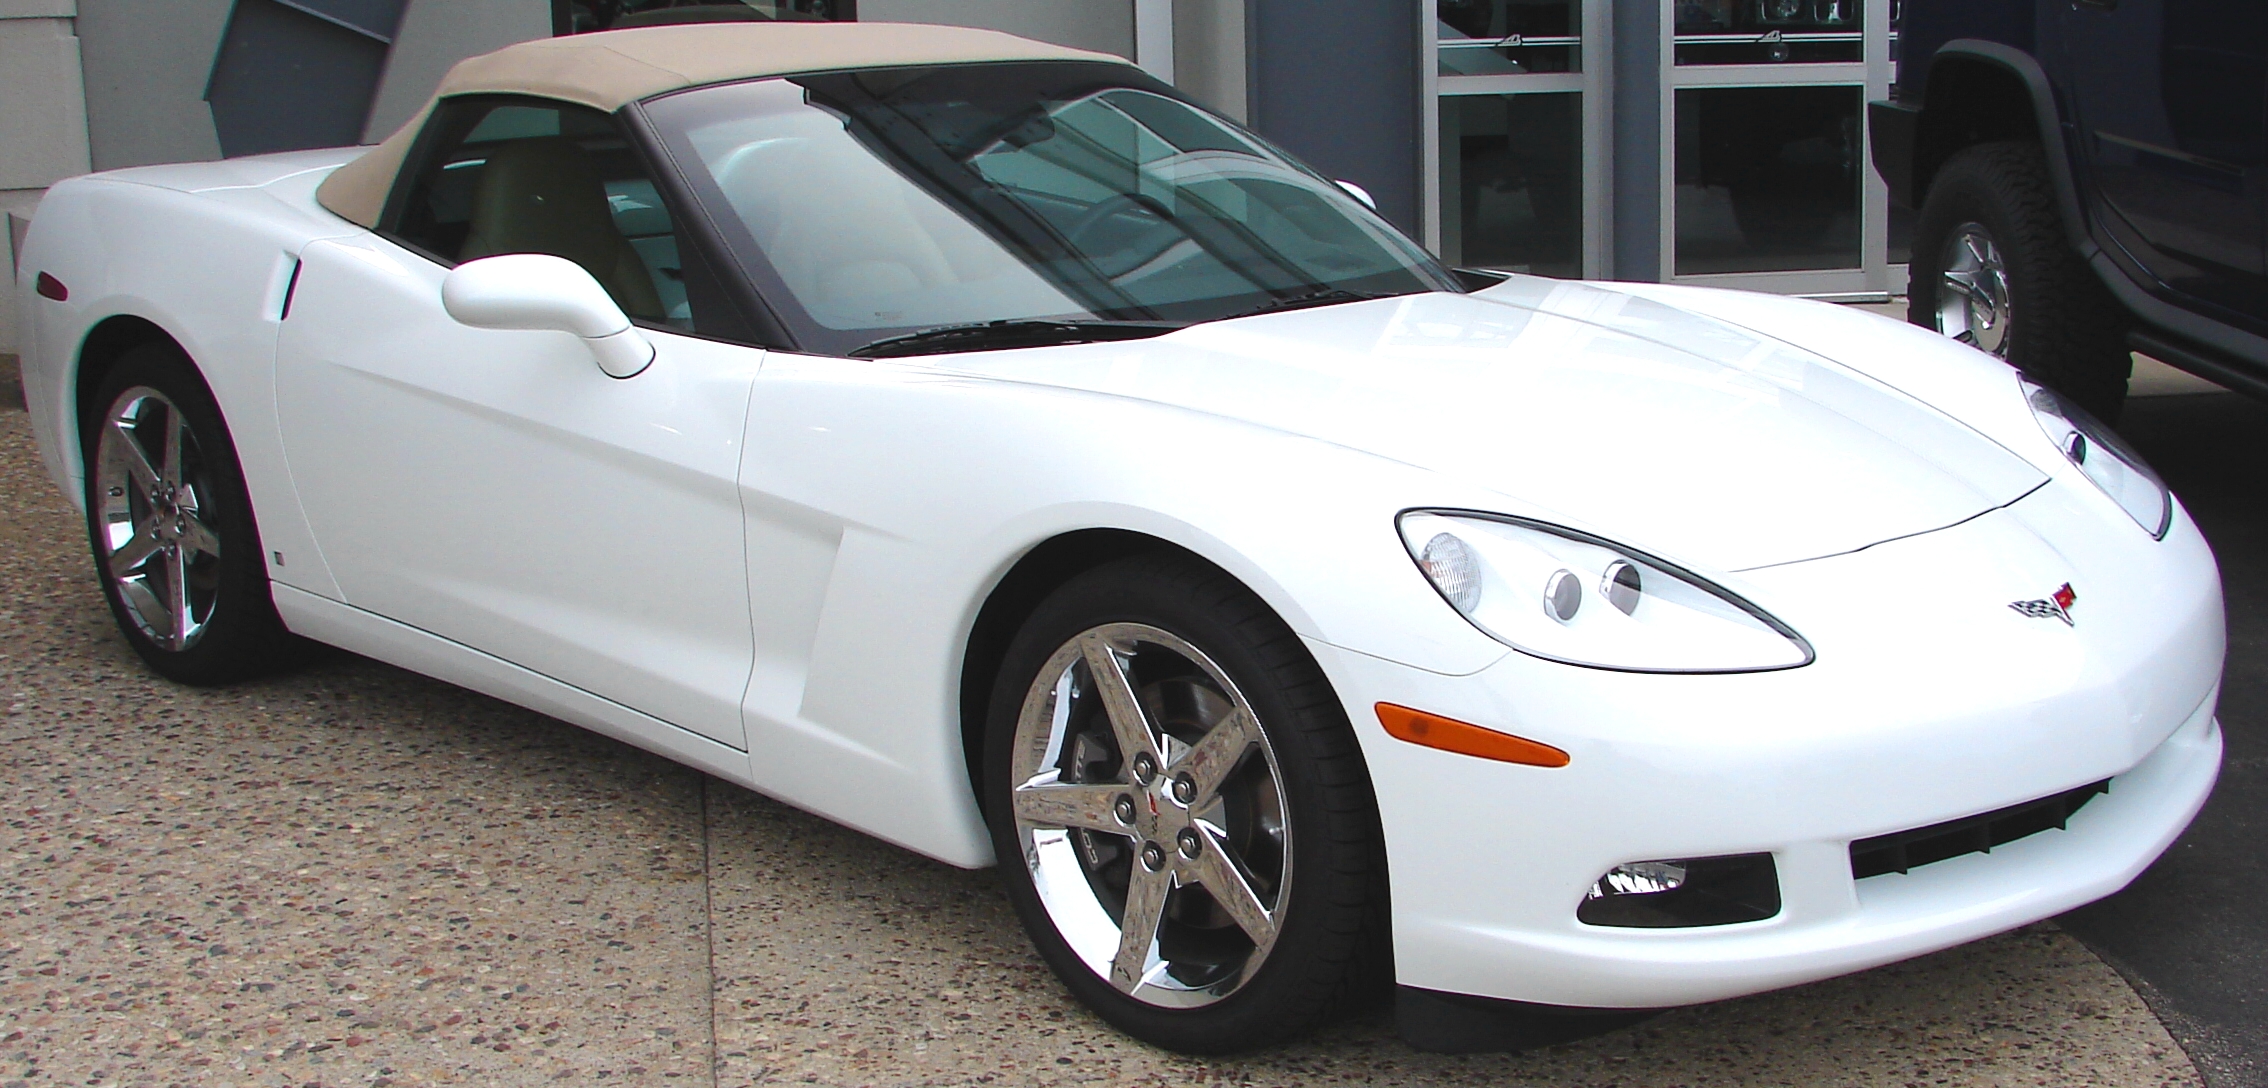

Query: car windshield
641 61 1459 356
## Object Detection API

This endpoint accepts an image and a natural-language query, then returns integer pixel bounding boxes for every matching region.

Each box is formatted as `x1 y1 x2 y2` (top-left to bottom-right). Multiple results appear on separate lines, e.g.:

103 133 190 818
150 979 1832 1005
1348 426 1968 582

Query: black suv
1871 0 2265 421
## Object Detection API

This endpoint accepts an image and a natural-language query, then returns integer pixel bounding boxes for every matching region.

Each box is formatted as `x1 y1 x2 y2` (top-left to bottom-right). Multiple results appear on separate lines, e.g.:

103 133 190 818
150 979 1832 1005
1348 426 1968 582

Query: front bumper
1323 487 2224 1009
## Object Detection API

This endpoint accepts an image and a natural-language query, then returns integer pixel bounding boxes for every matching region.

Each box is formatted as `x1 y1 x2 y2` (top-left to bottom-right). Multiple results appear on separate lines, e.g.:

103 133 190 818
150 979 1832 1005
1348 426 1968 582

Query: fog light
1587 860 1686 898
1577 853 1781 928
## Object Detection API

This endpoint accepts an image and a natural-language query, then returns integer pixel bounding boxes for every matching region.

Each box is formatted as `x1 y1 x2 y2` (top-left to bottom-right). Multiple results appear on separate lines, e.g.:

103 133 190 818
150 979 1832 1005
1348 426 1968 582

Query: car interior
390 100 694 330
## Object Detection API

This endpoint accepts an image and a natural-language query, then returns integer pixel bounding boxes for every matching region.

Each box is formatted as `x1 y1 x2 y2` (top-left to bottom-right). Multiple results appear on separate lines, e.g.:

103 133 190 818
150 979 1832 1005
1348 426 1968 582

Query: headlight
1398 511 1812 673
2022 380 2171 538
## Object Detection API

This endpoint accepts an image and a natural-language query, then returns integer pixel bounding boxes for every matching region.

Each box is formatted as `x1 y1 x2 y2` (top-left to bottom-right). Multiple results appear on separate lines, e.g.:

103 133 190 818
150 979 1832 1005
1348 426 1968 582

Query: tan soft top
315 21 1125 227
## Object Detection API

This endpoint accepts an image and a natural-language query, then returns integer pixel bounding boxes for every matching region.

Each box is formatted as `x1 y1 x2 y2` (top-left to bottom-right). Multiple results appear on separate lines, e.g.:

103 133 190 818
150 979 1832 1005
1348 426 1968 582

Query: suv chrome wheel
1007 622 1289 1008
1935 222 2013 357
93 386 223 651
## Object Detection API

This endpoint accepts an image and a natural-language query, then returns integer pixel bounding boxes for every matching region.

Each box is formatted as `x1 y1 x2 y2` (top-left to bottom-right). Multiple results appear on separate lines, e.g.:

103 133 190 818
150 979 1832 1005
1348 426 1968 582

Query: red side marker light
34 272 67 302
1376 703 1570 767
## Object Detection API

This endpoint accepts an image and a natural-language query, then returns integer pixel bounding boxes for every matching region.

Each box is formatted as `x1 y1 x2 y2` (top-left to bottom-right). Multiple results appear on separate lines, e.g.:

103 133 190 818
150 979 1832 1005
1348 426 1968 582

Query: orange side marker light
1376 703 1570 767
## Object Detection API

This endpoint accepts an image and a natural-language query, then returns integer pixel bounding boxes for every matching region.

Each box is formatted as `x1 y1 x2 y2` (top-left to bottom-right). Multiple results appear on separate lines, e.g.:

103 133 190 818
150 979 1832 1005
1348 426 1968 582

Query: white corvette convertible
12 22 2224 1053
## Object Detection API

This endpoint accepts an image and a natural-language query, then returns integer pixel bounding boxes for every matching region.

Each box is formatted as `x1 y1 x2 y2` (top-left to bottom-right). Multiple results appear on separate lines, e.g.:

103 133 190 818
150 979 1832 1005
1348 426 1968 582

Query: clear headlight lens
1398 512 1812 673
2023 380 2172 538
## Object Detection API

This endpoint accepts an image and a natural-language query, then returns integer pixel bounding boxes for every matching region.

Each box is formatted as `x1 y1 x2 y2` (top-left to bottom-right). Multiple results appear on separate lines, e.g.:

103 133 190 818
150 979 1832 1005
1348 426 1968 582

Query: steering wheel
1064 193 1182 277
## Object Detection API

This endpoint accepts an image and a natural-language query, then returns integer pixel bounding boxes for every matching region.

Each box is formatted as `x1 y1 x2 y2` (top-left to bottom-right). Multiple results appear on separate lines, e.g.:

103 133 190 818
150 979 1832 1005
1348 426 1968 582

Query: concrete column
1133 0 1172 82
1609 0 1664 282
1170 0 1245 120
1 0 91 355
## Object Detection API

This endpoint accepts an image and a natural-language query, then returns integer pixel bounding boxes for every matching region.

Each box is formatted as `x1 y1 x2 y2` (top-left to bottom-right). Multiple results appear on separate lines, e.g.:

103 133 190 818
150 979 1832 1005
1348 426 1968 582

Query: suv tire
1910 141 2132 421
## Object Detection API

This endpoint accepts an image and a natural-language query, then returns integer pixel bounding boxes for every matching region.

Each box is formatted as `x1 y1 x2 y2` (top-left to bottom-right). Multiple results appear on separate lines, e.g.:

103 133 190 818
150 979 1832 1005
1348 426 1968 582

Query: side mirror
441 253 655 378
1335 179 1378 212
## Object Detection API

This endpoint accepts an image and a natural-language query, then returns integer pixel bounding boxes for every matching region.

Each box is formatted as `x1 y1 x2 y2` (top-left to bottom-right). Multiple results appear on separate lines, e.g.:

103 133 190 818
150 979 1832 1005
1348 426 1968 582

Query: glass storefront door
1427 0 1608 276
1664 0 1895 295
1423 0 1900 297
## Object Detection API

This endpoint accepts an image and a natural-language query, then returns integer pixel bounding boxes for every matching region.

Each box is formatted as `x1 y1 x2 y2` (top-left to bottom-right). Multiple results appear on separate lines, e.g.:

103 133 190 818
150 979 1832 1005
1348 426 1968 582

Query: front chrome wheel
93 386 223 651
1008 623 1289 1009
1935 222 2013 356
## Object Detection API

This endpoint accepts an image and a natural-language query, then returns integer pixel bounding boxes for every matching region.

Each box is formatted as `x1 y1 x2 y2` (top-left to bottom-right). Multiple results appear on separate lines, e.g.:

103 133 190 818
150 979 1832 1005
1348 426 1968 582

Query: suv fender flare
1910 40 2096 261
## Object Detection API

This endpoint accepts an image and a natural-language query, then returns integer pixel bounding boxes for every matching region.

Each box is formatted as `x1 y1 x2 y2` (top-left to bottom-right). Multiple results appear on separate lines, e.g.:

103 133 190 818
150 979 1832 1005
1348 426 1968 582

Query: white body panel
14 148 2225 1010
16 152 364 603
274 235 759 750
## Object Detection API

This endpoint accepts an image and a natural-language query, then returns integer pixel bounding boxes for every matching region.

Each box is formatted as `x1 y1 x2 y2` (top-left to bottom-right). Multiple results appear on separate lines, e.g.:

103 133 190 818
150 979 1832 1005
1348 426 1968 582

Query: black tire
981 554 1386 1053
1910 141 2133 421
81 342 312 685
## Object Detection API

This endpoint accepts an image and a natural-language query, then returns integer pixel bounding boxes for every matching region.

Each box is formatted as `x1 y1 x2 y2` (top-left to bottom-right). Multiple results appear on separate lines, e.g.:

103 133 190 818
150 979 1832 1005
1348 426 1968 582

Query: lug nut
1171 773 1196 805
1113 795 1137 825
1177 828 1202 859
1130 752 1157 784
1140 841 1166 871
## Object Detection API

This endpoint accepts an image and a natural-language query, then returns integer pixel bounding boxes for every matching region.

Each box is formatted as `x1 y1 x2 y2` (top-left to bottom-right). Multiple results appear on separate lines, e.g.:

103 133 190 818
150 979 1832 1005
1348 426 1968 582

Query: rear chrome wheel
82 342 311 685
1008 623 1289 1008
94 387 224 650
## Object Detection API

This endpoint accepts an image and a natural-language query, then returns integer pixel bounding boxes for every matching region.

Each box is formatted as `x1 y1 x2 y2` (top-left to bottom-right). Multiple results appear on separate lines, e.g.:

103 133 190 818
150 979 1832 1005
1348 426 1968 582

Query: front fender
727 352 1512 865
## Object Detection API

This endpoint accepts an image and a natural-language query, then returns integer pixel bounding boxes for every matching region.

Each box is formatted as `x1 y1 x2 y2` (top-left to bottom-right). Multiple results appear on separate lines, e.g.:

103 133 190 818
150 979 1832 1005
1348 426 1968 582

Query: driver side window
387 96 694 331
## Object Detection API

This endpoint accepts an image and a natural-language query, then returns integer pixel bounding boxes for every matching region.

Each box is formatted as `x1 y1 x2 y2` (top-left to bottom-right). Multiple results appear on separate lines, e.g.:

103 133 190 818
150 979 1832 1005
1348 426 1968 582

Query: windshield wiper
1212 287 1396 321
851 319 1180 359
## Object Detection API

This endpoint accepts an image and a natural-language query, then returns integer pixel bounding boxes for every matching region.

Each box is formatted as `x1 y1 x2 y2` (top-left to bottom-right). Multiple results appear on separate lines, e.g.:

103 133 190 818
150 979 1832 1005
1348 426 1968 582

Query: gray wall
76 0 229 170
74 0 548 169
1248 0 1420 232
860 0 1134 59
364 0 550 141
1 3 91 190
1 0 91 354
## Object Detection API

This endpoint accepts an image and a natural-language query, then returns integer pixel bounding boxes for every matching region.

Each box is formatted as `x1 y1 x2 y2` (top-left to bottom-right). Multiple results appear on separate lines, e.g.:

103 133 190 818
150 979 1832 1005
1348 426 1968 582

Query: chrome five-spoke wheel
83 343 306 684
1935 221 2012 357
1008 623 1289 1007
986 555 1382 1052
94 386 223 651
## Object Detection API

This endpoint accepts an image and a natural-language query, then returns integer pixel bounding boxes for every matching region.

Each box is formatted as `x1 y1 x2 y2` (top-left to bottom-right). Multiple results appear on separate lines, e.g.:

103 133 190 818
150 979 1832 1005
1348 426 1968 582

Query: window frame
375 92 783 347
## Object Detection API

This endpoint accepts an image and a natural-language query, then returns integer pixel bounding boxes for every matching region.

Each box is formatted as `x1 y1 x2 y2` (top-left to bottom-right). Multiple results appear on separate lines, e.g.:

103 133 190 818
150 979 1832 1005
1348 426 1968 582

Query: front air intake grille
1850 781 2110 879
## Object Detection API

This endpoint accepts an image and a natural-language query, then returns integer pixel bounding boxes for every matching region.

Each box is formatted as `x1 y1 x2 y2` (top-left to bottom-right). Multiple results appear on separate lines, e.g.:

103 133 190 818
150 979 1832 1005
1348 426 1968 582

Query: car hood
947 276 2047 571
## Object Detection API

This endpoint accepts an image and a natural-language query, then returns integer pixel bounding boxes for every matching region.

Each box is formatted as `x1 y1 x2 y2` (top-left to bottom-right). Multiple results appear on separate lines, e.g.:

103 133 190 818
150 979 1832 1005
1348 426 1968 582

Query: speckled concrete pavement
0 365 2202 1087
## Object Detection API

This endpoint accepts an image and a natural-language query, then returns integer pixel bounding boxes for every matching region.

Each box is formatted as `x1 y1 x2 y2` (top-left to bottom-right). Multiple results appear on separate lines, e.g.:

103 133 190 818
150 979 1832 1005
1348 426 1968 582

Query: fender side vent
1851 780 2110 879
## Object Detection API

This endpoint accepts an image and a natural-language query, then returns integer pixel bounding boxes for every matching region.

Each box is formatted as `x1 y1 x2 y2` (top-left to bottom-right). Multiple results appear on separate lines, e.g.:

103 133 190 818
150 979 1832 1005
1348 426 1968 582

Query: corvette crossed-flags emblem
2009 583 2078 626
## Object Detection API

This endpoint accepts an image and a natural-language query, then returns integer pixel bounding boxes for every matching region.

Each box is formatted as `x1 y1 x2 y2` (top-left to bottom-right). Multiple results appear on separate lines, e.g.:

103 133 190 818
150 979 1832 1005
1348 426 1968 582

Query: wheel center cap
1136 780 1188 837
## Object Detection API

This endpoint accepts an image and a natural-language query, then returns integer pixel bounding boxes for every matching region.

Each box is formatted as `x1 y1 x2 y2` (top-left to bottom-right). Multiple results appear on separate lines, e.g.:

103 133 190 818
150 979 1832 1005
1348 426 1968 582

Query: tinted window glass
389 97 693 331
643 62 1457 356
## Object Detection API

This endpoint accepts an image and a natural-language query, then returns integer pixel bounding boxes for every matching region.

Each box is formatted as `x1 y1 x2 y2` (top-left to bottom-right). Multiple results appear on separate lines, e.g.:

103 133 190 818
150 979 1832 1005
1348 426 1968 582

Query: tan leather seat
460 136 665 321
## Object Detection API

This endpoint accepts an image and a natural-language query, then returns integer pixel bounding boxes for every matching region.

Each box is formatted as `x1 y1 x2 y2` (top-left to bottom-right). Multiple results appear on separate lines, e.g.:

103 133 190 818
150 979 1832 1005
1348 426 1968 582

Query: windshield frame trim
636 60 1458 359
